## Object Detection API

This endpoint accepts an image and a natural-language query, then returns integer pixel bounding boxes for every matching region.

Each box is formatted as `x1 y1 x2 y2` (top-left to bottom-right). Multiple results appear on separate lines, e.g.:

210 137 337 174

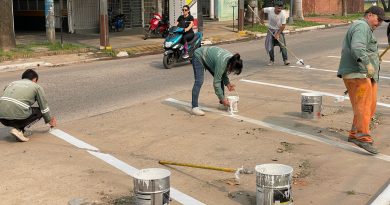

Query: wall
217 0 238 21
302 0 363 16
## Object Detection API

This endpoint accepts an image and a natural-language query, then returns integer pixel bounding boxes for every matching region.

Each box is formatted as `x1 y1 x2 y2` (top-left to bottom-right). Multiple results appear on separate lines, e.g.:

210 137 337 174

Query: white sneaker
267 61 274 66
182 53 189 59
10 128 29 142
192 107 205 116
218 104 228 110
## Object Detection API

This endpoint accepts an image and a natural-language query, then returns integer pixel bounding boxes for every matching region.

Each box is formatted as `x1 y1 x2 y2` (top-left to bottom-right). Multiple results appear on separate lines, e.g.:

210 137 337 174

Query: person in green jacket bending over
0 69 57 142
191 46 243 116
337 6 389 154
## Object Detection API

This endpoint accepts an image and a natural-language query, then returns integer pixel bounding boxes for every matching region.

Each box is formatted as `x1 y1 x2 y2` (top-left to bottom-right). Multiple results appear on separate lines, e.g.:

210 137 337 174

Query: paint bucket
255 164 293 205
301 93 322 119
133 168 171 205
227 95 239 113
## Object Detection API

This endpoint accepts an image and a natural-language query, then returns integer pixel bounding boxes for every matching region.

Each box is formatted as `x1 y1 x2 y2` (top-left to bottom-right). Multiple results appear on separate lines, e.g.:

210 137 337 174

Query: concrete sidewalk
0 19 349 72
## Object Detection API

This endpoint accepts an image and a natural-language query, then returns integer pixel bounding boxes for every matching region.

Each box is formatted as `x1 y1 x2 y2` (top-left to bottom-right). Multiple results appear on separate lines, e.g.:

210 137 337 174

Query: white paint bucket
133 168 171 205
255 164 293 205
227 95 239 113
301 93 322 119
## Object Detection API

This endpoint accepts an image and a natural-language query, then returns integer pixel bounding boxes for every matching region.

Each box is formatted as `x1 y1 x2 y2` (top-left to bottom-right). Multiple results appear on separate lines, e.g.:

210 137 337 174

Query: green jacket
0 79 52 123
194 46 232 100
337 19 380 82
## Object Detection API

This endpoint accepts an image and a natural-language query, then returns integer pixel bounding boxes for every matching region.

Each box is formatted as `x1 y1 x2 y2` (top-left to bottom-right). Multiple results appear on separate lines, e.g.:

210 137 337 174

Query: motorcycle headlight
164 42 173 48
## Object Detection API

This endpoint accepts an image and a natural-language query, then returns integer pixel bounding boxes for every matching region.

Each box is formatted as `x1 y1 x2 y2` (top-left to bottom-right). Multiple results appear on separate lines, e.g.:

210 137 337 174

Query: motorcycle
162 26 202 69
144 13 169 40
109 14 126 32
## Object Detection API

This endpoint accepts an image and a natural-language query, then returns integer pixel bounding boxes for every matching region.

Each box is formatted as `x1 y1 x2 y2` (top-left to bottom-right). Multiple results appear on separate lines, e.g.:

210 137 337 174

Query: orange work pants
343 78 377 139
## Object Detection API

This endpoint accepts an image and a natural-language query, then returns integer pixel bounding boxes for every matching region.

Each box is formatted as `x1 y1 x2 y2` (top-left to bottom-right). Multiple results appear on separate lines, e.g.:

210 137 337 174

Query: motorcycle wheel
118 24 125 32
163 53 175 69
162 30 168 38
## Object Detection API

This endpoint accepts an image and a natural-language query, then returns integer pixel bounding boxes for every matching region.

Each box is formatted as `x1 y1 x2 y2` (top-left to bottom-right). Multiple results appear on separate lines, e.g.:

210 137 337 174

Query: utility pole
238 0 244 32
288 0 293 24
99 0 111 50
45 0 56 43
0 0 16 51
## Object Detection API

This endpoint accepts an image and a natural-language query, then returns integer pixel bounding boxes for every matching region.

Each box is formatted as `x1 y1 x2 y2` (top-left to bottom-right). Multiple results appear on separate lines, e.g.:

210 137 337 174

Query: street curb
0 22 350 72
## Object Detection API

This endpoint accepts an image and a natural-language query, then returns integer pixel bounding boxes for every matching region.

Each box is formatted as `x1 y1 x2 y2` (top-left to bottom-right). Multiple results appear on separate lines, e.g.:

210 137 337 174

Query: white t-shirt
263 7 286 30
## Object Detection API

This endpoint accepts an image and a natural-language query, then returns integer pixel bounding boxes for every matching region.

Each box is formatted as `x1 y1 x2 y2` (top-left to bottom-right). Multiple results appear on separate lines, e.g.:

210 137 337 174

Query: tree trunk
342 0 347 16
381 0 388 11
0 0 16 51
293 0 304 20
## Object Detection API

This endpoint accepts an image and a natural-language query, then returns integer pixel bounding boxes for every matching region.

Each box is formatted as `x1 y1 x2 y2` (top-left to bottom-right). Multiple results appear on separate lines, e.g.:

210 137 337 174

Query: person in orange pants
337 6 388 154
343 79 377 143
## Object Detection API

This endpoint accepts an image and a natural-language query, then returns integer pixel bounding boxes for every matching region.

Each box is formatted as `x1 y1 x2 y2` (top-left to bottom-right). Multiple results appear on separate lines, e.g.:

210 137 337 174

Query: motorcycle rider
175 5 194 59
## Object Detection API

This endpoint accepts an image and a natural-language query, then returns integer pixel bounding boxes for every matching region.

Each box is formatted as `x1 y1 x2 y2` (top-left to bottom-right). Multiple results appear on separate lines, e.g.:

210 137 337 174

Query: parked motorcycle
162 26 202 69
144 13 169 40
110 14 126 32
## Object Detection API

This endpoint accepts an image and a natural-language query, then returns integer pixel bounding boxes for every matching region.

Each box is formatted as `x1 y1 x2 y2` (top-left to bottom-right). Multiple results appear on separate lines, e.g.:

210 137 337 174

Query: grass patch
330 13 363 21
46 42 85 51
291 20 323 28
244 24 268 33
0 41 89 61
244 20 322 33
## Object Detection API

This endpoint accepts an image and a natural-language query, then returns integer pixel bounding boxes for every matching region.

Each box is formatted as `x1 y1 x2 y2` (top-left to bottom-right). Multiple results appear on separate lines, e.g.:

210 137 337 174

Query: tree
293 0 304 20
0 0 16 51
380 0 389 11
342 0 347 16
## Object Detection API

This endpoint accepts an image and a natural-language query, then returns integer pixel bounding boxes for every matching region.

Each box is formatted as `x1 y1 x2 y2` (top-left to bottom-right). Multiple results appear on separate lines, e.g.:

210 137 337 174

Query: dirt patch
277 141 295 153
228 191 256 205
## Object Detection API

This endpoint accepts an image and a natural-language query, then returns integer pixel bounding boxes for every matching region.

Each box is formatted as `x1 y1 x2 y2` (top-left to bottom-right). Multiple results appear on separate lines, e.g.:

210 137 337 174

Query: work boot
284 60 290 65
349 138 378 154
267 61 274 66
10 128 29 142
191 107 205 116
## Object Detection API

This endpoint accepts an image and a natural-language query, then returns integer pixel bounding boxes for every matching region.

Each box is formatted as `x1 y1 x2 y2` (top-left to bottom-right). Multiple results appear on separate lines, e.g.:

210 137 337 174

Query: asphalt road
2 24 388 124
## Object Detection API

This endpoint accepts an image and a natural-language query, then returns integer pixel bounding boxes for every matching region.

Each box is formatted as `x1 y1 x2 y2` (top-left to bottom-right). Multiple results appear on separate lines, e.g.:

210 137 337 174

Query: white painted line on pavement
50 129 99 151
370 183 390 205
327 55 390 63
165 98 390 162
240 79 390 108
289 65 390 80
50 129 205 205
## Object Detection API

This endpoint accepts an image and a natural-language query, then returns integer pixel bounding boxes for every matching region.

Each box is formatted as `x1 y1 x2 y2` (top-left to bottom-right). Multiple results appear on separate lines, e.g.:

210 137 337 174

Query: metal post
238 0 244 31
99 0 111 50
60 0 63 48
45 0 56 43
232 5 236 31
288 0 293 24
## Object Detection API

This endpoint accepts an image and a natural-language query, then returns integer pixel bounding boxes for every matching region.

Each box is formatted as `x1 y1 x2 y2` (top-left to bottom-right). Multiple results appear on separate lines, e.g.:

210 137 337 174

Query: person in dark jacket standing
176 5 194 59
0 69 57 142
337 6 389 154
